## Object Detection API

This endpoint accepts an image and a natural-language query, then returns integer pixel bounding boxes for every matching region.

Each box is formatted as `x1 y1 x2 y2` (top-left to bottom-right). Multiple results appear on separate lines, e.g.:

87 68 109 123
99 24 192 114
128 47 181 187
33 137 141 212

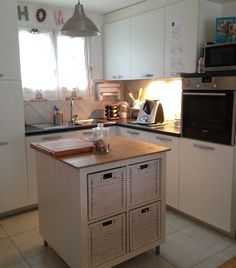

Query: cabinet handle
0 141 8 146
102 220 112 227
193 144 215 151
141 207 150 213
112 75 123 79
171 72 179 76
141 74 154 78
127 130 140 135
155 136 172 142
0 73 3 78
41 135 62 141
82 131 93 135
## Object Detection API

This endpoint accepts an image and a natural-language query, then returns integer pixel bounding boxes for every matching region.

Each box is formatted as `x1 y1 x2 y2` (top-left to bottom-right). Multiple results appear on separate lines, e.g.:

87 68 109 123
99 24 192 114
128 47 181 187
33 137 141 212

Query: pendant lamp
61 0 100 37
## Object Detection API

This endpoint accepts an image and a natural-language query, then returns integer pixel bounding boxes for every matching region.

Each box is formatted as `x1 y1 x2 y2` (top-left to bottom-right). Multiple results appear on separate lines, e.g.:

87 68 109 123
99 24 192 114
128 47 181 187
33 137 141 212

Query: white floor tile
160 224 234 268
0 238 25 267
0 225 7 239
10 228 49 260
166 210 195 235
27 250 69 268
114 250 176 268
0 210 39 236
3 259 31 268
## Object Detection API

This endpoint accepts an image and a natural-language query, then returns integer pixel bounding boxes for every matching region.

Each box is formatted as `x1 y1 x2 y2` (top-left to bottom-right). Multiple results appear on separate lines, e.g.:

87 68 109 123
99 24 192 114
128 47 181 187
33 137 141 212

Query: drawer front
129 202 161 251
129 159 160 206
88 213 126 267
88 167 126 220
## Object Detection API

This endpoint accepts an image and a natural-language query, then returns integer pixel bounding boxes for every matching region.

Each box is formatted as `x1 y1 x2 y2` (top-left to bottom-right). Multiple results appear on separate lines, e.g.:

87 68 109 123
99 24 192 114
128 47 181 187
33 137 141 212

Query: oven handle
183 92 226 96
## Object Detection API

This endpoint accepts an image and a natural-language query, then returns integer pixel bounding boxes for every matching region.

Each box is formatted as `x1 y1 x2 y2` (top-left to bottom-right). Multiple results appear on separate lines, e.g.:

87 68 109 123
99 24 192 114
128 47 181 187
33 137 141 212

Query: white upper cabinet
164 0 199 77
103 8 164 80
131 8 164 79
164 0 221 77
0 0 21 80
103 18 131 80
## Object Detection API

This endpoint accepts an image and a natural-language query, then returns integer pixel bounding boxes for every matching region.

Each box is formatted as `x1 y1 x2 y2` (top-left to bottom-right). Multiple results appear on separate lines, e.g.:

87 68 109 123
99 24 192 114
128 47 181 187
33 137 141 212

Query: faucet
70 99 78 125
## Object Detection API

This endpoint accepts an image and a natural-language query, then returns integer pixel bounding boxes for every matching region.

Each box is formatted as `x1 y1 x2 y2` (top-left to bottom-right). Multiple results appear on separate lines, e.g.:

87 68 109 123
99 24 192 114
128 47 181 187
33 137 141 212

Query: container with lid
92 123 110 153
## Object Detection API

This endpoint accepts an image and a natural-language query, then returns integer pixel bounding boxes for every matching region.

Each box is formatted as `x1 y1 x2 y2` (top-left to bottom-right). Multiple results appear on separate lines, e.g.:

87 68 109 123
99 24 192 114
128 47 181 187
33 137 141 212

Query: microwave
204 42 236 71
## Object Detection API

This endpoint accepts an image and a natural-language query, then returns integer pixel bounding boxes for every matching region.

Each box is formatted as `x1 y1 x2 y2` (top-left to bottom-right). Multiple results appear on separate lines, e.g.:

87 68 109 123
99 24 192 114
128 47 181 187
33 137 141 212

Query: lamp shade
61 1 100 37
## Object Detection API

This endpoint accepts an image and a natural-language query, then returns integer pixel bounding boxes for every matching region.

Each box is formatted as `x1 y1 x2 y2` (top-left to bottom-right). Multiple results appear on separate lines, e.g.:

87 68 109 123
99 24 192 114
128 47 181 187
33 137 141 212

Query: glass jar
92 123 109 153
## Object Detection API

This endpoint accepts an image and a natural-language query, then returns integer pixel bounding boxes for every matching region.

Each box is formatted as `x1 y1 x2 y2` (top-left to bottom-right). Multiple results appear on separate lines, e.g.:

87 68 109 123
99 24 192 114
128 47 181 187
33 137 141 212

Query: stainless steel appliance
182 75 236 145
137 100 164 124
204 42 236 71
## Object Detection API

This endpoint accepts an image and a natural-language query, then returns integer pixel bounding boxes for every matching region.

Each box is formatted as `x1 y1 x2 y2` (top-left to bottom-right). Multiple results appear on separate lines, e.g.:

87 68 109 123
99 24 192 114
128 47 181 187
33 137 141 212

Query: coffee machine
137 100 164 124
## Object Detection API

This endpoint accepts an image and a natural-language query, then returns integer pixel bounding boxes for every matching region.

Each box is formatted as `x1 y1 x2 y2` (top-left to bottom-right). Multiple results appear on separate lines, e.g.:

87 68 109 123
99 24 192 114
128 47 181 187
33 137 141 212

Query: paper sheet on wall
170 18 184 74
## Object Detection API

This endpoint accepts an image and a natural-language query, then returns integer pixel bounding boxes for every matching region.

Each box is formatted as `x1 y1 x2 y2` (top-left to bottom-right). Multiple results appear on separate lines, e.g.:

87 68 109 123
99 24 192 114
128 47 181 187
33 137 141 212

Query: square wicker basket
129 202 161 250
129 159 160 206
88 213 126 267
88 167 126 220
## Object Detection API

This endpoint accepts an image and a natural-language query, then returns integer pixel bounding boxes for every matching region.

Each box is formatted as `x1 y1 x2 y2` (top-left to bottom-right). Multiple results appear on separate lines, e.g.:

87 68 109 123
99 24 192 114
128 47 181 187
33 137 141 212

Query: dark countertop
25 119 181 137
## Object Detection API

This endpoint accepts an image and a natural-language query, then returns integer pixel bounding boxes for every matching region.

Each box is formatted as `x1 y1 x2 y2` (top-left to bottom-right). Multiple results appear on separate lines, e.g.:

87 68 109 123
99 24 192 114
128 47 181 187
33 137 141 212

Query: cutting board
30 138 93 157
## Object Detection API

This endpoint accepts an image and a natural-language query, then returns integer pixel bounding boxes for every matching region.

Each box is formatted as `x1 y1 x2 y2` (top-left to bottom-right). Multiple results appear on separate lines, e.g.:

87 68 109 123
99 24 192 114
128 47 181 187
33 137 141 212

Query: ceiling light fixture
61 0 100 37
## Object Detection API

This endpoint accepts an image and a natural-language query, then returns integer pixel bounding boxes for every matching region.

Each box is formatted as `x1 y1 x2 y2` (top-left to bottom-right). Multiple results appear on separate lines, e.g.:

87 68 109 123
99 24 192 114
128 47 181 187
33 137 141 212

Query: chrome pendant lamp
61 0 100 37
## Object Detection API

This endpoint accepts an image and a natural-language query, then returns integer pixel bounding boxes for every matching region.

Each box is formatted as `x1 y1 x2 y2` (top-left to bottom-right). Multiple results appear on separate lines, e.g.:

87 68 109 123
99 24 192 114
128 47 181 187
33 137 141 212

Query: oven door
182 90 235 145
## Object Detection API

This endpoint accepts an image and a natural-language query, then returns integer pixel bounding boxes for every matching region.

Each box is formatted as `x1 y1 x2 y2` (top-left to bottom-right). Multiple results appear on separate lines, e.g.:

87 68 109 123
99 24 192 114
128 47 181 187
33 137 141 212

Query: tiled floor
0 209 235 268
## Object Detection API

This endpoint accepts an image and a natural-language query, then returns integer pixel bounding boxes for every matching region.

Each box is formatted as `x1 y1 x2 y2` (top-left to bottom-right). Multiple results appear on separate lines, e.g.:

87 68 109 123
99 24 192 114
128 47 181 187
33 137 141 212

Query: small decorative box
216 17 236 43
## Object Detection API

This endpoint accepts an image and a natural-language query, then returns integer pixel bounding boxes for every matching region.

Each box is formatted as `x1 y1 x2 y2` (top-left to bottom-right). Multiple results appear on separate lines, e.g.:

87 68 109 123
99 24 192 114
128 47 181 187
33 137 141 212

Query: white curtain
57 35 88 100
18 29 58 101
19 29 89 101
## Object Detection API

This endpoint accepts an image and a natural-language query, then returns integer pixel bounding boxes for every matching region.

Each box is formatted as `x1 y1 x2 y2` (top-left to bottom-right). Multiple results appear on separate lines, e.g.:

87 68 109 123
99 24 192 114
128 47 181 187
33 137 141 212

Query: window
18 29 89 101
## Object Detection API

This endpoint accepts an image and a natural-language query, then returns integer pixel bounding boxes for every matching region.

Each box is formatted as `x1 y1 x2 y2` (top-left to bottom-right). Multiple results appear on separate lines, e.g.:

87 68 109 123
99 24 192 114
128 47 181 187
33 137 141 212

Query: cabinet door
26 132 75 205
164 0 199 77
0 0 21 80
0 81 27 212
150 133 179 209
179 138 234 232
103 19 131 80
131 8 164 79
118 127 149 142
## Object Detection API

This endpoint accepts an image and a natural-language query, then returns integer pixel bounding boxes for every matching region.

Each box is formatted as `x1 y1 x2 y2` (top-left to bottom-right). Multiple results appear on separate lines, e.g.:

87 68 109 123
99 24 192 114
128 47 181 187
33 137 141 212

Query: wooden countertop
31 135 170 169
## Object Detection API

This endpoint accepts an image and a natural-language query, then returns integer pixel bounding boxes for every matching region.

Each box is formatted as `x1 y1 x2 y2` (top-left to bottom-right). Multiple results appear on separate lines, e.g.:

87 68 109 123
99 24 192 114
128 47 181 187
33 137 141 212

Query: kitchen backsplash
24 97 112 125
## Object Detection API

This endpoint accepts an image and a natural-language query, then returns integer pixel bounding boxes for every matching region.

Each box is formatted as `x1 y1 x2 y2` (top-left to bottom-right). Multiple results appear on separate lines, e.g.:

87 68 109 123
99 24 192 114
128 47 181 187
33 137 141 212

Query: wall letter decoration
54 10 64 25
17 5 29 21
36 8 47 22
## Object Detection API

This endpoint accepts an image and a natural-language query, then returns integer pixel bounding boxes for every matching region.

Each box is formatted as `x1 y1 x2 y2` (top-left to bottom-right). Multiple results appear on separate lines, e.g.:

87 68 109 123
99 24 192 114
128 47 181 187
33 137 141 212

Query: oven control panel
182 76 236 90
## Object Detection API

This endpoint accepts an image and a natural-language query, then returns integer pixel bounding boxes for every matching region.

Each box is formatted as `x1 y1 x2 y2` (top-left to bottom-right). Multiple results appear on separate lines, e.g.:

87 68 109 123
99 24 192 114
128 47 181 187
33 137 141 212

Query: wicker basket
88 213 126 267
88 167 126 220
129 202 161 251
129 159 160 205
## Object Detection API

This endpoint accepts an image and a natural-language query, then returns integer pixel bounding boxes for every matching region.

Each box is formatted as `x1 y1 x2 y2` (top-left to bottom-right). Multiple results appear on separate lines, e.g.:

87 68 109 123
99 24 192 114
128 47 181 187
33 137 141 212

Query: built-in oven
181 75 236 145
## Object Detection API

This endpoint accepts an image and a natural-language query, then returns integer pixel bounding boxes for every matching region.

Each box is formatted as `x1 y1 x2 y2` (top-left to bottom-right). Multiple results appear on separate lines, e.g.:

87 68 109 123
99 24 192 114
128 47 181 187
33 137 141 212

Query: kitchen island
31 135 170 268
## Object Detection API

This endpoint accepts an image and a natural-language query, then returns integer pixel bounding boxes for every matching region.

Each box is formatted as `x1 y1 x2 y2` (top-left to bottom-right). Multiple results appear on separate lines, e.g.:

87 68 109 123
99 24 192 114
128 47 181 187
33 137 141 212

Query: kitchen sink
31 119 115 130
75 118 115 125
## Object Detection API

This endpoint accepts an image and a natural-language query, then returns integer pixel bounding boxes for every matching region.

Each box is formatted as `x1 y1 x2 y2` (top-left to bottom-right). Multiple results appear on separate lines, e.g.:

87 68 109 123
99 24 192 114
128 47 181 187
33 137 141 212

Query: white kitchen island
31 135 169 268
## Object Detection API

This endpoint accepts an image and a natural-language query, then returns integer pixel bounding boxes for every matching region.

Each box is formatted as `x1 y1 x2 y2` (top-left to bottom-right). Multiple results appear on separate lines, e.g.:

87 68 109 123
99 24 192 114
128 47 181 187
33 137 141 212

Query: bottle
197 57 204 73
92 123 110 153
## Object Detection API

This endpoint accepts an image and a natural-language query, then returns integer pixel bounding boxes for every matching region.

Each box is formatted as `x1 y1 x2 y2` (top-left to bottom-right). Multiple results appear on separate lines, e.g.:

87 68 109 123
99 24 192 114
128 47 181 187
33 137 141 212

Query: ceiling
24 0 147 14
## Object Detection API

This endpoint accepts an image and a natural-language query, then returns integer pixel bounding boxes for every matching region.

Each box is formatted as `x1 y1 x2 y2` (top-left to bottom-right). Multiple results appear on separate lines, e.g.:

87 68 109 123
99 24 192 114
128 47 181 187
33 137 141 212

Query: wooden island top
31 135 170 169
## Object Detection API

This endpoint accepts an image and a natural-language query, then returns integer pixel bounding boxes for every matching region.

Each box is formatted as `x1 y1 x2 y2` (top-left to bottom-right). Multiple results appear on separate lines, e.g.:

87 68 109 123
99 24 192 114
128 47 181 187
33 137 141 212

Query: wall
124 79 182 121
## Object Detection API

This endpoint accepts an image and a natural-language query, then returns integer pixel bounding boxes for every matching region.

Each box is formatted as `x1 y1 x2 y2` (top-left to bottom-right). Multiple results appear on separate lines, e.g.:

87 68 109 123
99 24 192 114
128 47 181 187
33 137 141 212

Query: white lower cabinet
179 138 236 234
118 127 149 142
25 132 75 205
150 133 179 209
0 81 28 213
